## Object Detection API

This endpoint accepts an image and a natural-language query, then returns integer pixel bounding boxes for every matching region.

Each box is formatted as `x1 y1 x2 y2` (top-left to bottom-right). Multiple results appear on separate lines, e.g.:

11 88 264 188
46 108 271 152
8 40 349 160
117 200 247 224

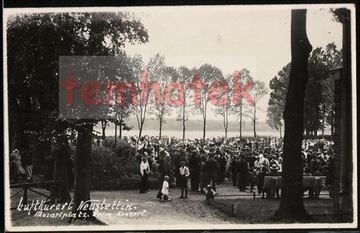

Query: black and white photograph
3 4 357 231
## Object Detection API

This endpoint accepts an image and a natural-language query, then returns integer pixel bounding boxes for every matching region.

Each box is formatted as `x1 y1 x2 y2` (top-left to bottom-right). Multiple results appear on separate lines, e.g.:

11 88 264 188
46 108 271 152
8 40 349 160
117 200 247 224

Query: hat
270 164 278 171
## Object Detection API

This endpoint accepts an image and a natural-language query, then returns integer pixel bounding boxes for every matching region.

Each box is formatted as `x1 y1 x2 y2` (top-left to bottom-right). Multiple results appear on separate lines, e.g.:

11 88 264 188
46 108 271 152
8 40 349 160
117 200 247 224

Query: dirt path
9 183 248 229
9 182 334 230
90 184 246 228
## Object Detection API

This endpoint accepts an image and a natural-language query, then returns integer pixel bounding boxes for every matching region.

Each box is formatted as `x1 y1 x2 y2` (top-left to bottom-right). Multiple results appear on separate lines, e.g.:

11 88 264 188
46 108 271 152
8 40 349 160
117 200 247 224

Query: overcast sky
122 5 343 120
4 5 345 122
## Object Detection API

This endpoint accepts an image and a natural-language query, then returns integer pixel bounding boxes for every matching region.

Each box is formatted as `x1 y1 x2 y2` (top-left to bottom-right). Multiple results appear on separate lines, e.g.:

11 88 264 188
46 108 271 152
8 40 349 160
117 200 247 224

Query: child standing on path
179 161 190 199
161 175 171 202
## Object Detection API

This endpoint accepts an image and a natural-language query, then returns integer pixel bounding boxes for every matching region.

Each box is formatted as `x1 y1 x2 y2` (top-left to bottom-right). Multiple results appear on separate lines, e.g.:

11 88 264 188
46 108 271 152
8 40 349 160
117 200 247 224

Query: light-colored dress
161 180 169 195
12 152 26 174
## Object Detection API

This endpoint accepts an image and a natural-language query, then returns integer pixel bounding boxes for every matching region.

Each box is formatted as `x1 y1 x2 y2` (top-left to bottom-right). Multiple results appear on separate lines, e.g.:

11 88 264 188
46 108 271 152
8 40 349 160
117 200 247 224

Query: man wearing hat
189 151 200 192
231 155 238 186
237 154 249 192
267 164 280 198
269 164 279 175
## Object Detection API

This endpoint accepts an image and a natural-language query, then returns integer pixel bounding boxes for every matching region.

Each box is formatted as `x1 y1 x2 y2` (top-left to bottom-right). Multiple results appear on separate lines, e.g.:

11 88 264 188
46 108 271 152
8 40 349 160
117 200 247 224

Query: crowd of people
129 135 335 200
9 134 335 200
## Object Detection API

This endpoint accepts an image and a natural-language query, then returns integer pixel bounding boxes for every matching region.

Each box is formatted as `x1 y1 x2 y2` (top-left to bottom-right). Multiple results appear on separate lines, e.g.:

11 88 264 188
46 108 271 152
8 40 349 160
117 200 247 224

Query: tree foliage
192 64 224 140
146 54 175 138
267 43 342 137
128 55 147 139
213 74 233 138
7 12 148 221
176 66 194 140
245 80 268 137
266 63 291 137
229 68 254 138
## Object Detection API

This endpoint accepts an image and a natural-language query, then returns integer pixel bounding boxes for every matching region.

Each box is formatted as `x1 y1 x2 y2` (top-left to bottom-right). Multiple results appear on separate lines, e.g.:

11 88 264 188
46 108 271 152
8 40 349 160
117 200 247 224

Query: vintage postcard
3 4 357 231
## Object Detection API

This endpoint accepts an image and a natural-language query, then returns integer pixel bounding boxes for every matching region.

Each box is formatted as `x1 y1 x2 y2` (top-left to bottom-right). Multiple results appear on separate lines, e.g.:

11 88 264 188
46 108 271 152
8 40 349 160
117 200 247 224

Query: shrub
89 143 158 190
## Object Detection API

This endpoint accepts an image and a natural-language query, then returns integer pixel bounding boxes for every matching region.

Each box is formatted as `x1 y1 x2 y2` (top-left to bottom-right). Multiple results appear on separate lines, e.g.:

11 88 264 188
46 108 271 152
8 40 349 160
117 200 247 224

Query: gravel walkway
9 182 334 230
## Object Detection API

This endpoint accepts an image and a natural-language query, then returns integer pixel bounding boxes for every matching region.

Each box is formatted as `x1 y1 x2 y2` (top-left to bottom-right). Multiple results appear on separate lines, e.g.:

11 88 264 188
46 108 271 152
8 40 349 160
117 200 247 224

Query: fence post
23 186 28 204
270 177 276 199
314 177 321 199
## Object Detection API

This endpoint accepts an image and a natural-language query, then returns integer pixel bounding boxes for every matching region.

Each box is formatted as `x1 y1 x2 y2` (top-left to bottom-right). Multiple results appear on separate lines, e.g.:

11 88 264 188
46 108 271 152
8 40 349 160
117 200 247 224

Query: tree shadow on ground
209 197 348 224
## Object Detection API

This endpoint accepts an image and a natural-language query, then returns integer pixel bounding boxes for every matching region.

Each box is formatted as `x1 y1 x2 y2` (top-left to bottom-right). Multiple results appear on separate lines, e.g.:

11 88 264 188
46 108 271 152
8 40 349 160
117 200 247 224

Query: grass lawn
210 197 339 223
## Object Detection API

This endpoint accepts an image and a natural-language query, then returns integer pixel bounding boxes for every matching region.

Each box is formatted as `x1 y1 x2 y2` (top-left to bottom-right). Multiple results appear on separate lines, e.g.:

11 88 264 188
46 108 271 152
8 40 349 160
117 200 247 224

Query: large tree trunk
239 102 243 139
119 114 123 140
69 123 94 222
224 120 228 138
114 119 117 153
321 105 325 138
333 7 352 222
223 105 228 138
253 119 256 138
253 103 257 138
202 116 206 140
51 135 71 203
119 123 122 139
274 9 312 221
202 101 207 140
101 120 106 139
224 118 228 138
138 122 143 140
159 118 163 138
138 108 146 141
182 103 186 140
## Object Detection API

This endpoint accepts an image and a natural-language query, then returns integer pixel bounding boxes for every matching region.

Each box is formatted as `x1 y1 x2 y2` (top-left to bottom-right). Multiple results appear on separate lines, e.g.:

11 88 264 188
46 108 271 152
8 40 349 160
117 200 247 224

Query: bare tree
214 74 233 138
245 81 268 138
146 55 174 138
191 64 223 140
129 55 147 140
230 69 253 138
177 66 193 140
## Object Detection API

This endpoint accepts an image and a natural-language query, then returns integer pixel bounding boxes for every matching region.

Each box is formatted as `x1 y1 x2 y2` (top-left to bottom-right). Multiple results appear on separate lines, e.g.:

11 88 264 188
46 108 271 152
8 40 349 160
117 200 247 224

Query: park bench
263 176 326 199
10 180 60 210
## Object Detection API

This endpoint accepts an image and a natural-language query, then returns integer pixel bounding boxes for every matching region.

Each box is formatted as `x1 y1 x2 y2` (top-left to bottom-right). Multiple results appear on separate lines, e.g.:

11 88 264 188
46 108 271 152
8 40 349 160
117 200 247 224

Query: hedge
89 143 158 190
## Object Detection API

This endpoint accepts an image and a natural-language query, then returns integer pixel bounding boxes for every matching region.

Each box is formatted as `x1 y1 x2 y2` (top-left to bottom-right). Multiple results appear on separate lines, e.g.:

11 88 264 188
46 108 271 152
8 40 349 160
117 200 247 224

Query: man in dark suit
204 153 219 192
189 152 200 191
